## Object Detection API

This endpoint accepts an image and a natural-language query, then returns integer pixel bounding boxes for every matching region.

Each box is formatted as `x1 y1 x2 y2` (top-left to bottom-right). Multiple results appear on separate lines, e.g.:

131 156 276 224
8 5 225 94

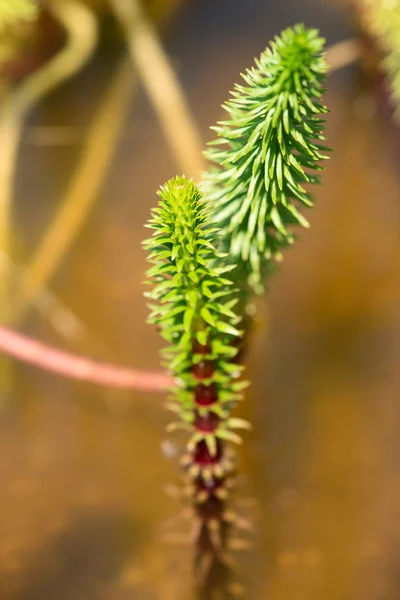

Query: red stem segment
185 342 235 524
0 324 172 392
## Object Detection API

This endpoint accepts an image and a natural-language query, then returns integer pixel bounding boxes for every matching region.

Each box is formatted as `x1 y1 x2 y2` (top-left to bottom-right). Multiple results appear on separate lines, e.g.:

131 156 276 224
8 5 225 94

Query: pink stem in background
0 324 173 392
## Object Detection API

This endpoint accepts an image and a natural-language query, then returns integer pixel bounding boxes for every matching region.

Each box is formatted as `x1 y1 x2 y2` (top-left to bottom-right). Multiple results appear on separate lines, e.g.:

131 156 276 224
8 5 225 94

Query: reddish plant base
178 328 251 591
184 341 234 555
194 439 222 465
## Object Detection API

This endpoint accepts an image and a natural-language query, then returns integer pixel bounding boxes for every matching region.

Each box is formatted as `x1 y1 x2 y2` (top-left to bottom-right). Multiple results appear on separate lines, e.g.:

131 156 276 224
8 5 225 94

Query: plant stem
109 0 205 179
2 0 184 371
0 0 97 401
0 89 19 398
9 57 133 323
327 38 362 73
0 323 172 391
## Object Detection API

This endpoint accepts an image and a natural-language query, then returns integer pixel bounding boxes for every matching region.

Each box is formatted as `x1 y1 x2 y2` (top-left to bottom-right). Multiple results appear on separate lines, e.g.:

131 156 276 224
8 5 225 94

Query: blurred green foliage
362 0 400 120
0 0 38 65
0 0 37 28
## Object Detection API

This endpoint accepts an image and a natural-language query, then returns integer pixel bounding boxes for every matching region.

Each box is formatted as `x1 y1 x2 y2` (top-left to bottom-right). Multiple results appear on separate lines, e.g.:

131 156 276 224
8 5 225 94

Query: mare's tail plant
144 176 250 562
203 24 329 299
143 23 329 587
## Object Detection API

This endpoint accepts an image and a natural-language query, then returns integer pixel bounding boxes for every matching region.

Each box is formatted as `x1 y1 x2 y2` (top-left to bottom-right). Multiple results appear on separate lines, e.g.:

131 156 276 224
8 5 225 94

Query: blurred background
1 0 400 598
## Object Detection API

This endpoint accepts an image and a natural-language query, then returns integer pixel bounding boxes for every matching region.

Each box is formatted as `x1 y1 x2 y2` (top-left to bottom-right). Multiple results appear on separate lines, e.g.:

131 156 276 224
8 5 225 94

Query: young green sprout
203 24 329 296
144 176 250 534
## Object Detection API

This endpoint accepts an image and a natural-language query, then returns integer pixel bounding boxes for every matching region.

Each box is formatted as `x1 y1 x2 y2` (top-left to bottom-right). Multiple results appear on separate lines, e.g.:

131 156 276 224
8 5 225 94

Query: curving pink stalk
0 324 172 392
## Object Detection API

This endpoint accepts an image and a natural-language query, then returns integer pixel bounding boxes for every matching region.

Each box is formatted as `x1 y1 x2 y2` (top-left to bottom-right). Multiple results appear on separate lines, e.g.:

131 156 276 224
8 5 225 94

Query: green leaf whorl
203 24 329 295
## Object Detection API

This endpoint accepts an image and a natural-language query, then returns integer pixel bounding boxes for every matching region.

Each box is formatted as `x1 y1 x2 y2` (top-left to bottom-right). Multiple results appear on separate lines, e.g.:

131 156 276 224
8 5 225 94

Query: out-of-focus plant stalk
0 93 19 399
0 323 172 391
110 0 205 179
3 0 183 341
0 0 191 407
327 38 362 73
12 0 203 321
0 0 97 400
1 248 104 345
10 57 133 323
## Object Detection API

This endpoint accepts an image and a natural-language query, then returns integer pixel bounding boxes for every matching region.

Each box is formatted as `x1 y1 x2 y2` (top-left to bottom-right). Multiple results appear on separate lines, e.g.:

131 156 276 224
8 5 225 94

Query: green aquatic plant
360 0 400 120
203 24 329 296
144 176 250 552
144 24 331 570
143 25 332 587
144 178 248 466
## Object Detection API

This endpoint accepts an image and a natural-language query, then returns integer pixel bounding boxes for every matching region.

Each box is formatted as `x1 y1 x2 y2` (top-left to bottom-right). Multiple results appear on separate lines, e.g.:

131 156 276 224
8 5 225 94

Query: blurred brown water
2 0 400 598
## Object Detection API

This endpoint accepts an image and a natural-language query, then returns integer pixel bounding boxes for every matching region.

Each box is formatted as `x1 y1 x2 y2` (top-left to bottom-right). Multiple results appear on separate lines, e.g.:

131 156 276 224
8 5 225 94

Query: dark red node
195 411 219 433
192 340 211 355
195 383 217 406
193 360 215 381
194 439 222 465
